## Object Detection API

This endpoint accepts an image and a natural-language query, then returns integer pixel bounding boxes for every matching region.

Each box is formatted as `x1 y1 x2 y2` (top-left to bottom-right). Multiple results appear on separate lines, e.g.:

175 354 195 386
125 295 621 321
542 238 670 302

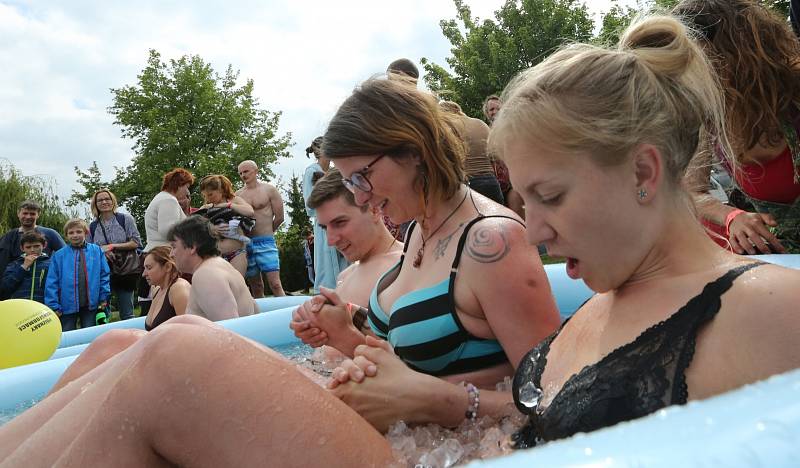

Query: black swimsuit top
145 284 177 331
511 262 762 449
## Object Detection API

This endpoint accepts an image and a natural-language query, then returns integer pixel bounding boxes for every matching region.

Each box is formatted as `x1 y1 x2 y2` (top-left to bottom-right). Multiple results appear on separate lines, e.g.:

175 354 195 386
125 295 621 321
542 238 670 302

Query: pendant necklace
413 188 469 268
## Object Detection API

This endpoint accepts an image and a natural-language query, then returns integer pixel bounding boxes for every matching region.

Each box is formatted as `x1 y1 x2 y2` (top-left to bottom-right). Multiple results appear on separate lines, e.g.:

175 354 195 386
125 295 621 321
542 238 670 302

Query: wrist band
108 244 114 251
724 208 746 236
347 303 369 332
463 382 480 421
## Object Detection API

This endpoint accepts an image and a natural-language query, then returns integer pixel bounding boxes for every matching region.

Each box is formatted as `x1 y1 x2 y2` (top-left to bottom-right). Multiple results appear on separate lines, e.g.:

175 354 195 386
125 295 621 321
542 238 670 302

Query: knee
162 314 215 327
87 329 146 360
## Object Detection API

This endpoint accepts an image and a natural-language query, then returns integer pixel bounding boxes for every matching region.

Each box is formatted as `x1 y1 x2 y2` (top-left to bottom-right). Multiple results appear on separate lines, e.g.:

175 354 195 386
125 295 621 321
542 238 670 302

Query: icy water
1 343 522 467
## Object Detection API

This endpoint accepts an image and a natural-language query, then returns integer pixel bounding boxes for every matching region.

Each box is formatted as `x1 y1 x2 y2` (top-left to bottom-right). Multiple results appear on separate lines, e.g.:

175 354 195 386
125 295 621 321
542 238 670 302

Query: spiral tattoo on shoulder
465 225 510 264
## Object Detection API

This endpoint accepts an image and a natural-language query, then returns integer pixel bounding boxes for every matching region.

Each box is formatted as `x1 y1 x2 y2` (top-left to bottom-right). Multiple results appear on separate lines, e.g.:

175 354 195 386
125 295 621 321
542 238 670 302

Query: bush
275 225 311 293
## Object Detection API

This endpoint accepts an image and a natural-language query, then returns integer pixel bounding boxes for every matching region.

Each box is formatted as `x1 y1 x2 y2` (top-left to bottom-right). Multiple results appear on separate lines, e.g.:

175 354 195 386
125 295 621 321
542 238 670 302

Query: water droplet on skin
318 436 327 445
518 382 542 408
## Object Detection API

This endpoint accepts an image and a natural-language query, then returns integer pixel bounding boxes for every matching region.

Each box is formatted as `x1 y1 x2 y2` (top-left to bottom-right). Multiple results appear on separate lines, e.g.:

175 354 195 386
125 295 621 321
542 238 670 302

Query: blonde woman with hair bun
492 14 800 448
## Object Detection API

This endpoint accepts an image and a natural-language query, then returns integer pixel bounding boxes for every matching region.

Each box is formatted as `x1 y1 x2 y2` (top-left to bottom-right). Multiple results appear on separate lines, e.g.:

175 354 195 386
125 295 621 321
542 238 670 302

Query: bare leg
265 271 286 297
49 328 147 395
246 272 266 298
1 317 394 467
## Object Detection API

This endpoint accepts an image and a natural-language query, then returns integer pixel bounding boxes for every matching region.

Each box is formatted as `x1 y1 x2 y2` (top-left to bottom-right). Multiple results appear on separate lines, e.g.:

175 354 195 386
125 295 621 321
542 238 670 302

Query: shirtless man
290 168 402 353
236 160 286 297
168 215 257 320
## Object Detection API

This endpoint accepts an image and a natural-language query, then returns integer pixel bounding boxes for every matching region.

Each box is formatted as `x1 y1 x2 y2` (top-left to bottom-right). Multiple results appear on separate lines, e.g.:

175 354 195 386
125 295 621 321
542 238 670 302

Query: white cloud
1 0 622 212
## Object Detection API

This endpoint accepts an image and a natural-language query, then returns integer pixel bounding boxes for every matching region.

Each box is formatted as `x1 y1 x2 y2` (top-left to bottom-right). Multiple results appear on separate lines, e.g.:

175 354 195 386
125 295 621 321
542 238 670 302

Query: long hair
145 246 179 284
674 0 800 152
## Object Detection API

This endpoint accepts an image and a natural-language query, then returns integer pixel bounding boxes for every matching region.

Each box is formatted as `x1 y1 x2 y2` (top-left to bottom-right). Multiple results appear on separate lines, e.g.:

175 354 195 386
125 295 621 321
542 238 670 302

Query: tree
275 174 312 292
106 49 292 238
67 161 107 211
421 0 594 119
0 159 74 235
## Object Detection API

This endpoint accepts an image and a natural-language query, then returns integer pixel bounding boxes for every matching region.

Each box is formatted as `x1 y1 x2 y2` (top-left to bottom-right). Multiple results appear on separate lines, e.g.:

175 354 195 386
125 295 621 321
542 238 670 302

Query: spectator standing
303 137 349 292
87 189 142 321
140 168 194 314
45 219 111 331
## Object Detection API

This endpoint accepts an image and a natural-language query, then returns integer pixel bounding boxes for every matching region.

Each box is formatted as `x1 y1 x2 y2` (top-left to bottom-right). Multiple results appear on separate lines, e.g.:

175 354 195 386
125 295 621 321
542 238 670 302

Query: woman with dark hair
87 189 142 321
303 137 349 291
142 246 190 330
197 174 255 277
677 0 800 254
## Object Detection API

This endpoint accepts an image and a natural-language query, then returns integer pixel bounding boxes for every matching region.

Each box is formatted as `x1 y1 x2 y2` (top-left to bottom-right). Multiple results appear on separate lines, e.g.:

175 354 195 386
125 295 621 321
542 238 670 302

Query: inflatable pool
2 256 799 466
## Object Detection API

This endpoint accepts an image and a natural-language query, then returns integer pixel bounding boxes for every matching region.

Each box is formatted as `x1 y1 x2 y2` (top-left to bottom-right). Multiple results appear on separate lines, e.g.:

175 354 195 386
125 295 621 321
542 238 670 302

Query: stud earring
638 188 648 200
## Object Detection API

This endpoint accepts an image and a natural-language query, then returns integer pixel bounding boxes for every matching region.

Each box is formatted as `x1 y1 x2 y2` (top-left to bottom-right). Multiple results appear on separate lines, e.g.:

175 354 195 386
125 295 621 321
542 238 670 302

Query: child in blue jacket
0 231 52 303
45 219 110 331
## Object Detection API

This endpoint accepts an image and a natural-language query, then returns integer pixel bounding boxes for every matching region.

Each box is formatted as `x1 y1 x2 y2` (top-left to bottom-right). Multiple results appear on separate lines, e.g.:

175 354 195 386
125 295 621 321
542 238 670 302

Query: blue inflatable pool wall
2 256 799 467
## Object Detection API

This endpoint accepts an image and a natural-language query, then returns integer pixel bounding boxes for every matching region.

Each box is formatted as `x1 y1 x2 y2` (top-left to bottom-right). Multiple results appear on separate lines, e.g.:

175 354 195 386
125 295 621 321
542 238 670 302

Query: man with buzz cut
0 200 65 298
236 159 286 297
168 215 257 321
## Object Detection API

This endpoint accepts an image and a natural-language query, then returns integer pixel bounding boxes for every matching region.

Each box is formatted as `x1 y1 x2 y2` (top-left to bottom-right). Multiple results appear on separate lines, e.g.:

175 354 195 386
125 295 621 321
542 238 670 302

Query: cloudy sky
1 0 623 209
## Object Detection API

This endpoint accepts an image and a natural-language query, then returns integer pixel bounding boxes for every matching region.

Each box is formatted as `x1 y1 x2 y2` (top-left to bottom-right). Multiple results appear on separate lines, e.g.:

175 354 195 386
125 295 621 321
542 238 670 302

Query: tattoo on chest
465 225 510 263
433 223 465 261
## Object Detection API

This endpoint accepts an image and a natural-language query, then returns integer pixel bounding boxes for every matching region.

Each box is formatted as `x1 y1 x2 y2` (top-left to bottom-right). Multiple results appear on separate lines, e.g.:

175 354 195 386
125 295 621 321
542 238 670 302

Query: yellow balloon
0 299 62 369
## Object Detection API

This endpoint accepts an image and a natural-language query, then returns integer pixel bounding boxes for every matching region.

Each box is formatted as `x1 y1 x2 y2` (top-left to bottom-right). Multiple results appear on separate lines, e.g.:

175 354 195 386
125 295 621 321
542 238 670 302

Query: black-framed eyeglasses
341 154 387 193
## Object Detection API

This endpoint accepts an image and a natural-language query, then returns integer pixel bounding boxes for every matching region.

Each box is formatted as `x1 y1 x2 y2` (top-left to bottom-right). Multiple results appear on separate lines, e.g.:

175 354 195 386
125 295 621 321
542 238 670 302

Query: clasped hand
328 336 432 432
289 287 359 351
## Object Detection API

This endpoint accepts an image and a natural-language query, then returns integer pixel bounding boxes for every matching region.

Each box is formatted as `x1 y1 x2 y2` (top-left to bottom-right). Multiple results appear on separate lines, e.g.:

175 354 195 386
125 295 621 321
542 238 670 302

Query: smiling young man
235 160 286 297
0 200 65 293
168 215 257 321
290 168 402 350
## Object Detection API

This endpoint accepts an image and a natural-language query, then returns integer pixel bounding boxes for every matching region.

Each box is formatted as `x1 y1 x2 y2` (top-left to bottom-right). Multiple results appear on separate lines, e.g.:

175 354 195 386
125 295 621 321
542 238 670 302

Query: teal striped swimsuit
368 215 520 376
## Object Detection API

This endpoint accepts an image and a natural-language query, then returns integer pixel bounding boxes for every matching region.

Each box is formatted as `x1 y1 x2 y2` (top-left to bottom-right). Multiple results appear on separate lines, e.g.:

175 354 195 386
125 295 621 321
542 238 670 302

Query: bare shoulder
723 263 800 327
461 215 526 266
716 262 800 373
169 278 191 296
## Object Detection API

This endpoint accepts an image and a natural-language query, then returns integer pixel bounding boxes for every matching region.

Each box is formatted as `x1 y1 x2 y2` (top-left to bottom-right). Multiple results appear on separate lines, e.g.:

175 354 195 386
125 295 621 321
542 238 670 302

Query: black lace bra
511 262 762 449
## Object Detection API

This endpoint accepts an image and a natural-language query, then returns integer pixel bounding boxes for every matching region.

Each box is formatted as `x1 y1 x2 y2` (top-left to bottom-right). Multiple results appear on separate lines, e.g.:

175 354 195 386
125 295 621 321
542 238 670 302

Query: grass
540 254 565 265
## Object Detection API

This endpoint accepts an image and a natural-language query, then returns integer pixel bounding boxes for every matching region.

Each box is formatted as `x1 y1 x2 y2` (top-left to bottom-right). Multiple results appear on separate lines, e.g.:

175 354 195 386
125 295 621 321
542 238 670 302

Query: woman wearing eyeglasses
291 76 561 425
303 136 350 292
87 189 142 321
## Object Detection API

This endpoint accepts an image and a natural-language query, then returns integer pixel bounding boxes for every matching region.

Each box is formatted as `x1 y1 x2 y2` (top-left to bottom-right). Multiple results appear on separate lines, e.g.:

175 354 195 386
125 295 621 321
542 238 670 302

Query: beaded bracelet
463 382 480 421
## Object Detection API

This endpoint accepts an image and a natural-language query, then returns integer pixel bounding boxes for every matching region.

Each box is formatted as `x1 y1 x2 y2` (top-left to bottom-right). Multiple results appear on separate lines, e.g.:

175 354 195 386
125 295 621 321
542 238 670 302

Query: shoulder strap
89 220 100 240
400 221 417 255
114 212 126 230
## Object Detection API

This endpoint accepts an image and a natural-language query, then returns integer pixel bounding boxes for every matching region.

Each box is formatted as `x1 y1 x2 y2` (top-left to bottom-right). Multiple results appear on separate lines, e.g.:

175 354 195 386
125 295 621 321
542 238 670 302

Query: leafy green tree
0 159 74 235
275 174 312 292
106 49 292 239
68 161 108 211
595 2 638 46
422 0 594 118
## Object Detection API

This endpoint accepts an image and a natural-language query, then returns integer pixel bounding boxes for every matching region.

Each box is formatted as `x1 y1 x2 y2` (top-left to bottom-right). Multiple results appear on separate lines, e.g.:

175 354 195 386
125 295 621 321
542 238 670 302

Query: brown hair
20 231 46 247
161 168 195 193
491 15 731 190
307 167 366 211
322 78 466 204
145 246 180 284
90 189 118 218
199 175 236 201
674 0 800 152
386 58 419 80
63 218 89 235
